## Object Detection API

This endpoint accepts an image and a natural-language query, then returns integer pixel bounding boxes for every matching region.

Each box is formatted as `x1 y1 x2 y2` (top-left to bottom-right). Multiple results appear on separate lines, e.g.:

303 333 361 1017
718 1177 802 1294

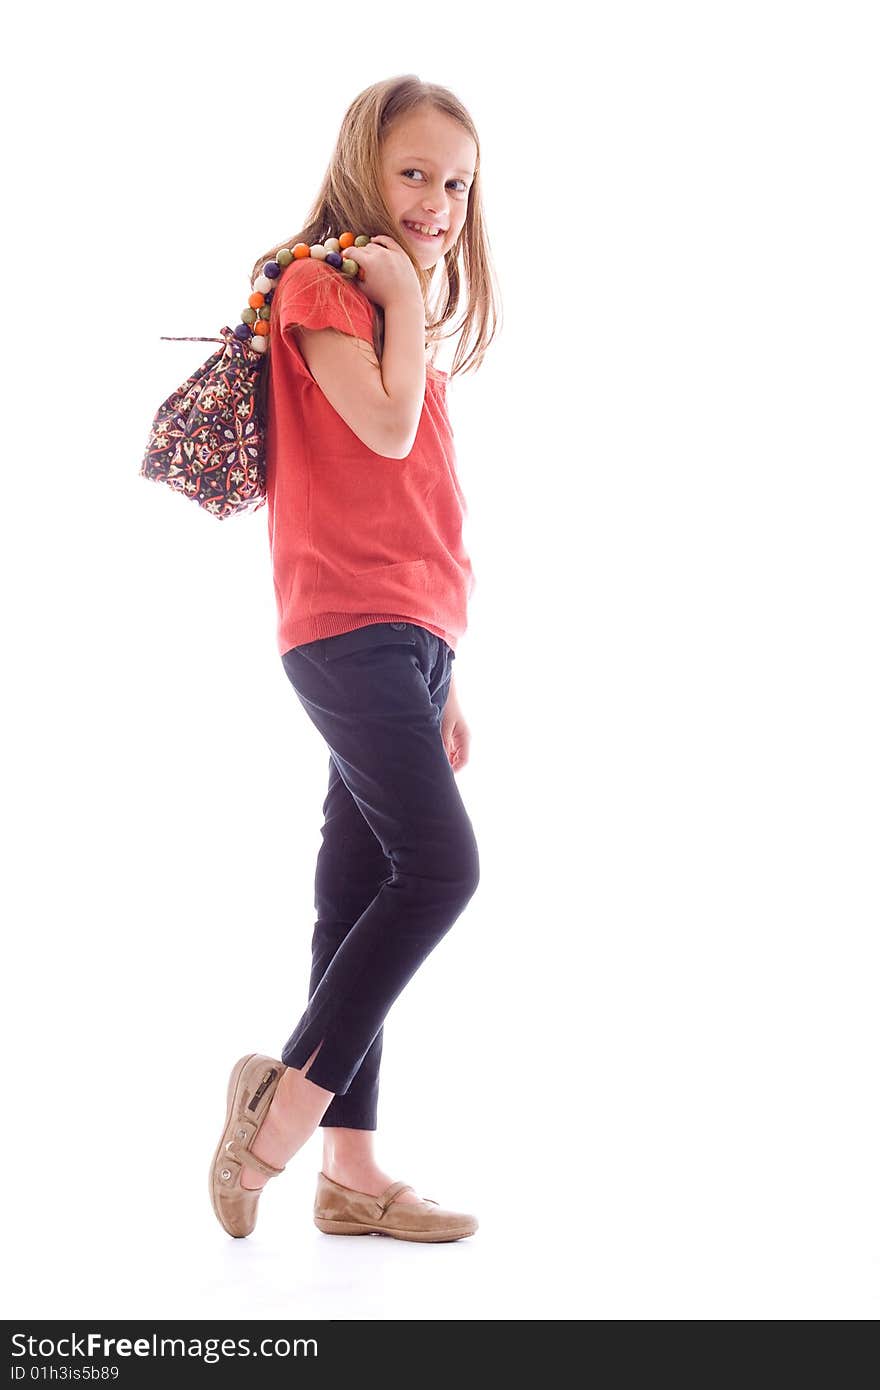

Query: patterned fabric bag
140 237 372 520
139 326 269 522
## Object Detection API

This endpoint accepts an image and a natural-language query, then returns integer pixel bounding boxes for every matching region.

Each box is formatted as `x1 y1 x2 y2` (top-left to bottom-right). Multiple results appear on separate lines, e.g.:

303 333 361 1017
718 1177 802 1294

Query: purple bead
234 323 252 340
325 251 343 268
263 261 281 279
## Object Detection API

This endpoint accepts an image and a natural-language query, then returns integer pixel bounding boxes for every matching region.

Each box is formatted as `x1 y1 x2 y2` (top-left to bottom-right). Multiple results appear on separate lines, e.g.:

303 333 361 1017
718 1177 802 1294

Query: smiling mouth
403 221 446 240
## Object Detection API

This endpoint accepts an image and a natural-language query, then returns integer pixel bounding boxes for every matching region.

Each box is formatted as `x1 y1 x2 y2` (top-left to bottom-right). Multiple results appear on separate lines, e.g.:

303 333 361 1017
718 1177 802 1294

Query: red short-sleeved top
264 255 475 655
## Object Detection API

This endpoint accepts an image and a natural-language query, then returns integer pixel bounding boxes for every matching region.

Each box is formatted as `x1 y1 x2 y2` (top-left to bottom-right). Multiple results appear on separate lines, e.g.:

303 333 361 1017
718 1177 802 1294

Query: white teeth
405 222 442 236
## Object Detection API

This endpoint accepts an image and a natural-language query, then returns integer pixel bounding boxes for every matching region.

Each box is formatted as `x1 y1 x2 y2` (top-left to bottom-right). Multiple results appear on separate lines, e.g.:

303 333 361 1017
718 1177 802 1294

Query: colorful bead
237 231 372 353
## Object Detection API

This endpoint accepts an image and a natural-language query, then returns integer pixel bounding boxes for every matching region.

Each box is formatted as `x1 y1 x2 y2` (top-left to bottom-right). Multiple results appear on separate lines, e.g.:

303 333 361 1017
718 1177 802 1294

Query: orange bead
248 291 265 309
292 243 311 259
253 320 270 337
339 231 355 249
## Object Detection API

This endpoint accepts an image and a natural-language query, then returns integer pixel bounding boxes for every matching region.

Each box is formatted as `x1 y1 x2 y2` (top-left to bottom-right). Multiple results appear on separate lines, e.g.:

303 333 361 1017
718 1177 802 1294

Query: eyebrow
398 155 475 178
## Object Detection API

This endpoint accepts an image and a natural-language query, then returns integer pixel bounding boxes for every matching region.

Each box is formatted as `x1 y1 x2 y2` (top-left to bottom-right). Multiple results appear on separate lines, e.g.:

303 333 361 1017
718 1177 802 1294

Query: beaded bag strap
159 234 371 355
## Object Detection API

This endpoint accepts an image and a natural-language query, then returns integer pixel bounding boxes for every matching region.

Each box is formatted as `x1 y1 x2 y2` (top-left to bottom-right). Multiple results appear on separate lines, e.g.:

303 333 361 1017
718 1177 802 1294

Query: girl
210 75 499 1244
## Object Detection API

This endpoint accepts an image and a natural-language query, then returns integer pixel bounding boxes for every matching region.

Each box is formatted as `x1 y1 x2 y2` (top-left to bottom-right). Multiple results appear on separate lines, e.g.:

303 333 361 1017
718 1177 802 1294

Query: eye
402 168 469 193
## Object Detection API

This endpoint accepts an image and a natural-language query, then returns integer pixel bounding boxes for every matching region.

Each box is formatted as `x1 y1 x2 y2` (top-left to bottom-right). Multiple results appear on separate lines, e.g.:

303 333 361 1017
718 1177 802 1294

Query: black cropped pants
278 620 480 1129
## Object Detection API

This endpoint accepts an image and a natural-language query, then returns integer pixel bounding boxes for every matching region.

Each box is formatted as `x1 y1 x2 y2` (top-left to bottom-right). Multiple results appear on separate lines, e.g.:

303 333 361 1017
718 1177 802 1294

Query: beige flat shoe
313 1171 478 1243
209 1054 287 1238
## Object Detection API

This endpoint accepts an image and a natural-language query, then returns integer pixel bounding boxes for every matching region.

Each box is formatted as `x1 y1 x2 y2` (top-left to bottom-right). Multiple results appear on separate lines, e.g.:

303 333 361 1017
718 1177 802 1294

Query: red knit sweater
264 257 475 655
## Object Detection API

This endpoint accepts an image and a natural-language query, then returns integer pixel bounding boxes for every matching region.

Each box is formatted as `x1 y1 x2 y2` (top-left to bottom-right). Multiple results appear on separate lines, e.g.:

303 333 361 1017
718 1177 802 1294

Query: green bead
276 247 293 266
354 234 370 247
241 307 257 324
258 305 271 320
341 258 358 277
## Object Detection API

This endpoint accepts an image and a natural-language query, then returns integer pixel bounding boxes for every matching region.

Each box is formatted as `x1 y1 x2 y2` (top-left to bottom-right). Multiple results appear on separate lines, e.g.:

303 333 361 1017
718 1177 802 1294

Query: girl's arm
380 290 428 457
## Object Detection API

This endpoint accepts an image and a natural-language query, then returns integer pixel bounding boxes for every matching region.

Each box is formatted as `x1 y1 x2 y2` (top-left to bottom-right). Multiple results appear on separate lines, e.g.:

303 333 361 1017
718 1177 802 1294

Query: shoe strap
233 1146 286 1179
376 1180 414 1214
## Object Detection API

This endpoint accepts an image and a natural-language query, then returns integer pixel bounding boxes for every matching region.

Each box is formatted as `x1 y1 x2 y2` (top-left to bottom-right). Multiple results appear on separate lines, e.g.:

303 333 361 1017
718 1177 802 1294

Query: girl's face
380 108 477 268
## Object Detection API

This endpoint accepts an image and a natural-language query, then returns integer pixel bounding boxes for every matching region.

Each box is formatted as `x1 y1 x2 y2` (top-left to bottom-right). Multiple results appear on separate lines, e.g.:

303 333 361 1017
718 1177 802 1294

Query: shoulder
279 255 331 286
274 255 365 307
273 256 374 336
271 257 377 362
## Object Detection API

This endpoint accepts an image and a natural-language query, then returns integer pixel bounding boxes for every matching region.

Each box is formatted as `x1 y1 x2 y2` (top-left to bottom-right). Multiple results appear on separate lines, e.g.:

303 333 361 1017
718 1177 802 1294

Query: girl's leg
273 759 422 1201
247 624 478 1193
309 754 389 1132
242 1064 418 1200
276 625 478 1097
321 1127 411 1200
240 1043 334 1190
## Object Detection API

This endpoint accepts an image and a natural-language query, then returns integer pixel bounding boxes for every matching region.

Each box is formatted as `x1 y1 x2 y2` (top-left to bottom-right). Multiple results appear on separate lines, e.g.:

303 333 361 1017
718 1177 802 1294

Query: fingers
343 237 390 261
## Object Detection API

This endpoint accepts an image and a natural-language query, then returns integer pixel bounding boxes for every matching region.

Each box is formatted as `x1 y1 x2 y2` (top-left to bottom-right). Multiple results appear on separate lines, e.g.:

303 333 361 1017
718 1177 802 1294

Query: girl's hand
441 683 471 774
343 235 422 310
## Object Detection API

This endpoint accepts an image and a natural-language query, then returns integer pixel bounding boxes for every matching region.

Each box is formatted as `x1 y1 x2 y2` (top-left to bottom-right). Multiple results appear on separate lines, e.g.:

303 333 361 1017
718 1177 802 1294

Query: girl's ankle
323 1159 389 1191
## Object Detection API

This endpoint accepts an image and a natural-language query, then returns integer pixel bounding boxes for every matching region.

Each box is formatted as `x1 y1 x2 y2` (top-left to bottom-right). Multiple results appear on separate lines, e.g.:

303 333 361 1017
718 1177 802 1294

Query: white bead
253 274 273 294
323 238 341 254
250 336 268 354
310 244 329 260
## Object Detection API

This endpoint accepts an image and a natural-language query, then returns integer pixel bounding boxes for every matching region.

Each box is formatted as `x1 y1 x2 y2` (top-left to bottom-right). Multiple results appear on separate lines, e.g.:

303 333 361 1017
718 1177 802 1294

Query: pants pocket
321 622 418 663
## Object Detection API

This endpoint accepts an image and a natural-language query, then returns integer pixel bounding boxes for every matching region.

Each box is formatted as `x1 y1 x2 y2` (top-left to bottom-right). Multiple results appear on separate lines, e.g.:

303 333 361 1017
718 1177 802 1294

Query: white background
3 0 878 1321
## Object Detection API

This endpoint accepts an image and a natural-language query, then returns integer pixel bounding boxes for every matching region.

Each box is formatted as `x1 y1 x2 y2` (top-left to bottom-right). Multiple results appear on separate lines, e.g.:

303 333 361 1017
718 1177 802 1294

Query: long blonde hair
251 74 501 392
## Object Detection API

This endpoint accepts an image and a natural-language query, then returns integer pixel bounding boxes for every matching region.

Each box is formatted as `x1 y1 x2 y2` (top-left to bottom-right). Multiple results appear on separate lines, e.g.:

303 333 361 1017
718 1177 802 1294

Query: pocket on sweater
349 557 429 610
352 557 429 583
